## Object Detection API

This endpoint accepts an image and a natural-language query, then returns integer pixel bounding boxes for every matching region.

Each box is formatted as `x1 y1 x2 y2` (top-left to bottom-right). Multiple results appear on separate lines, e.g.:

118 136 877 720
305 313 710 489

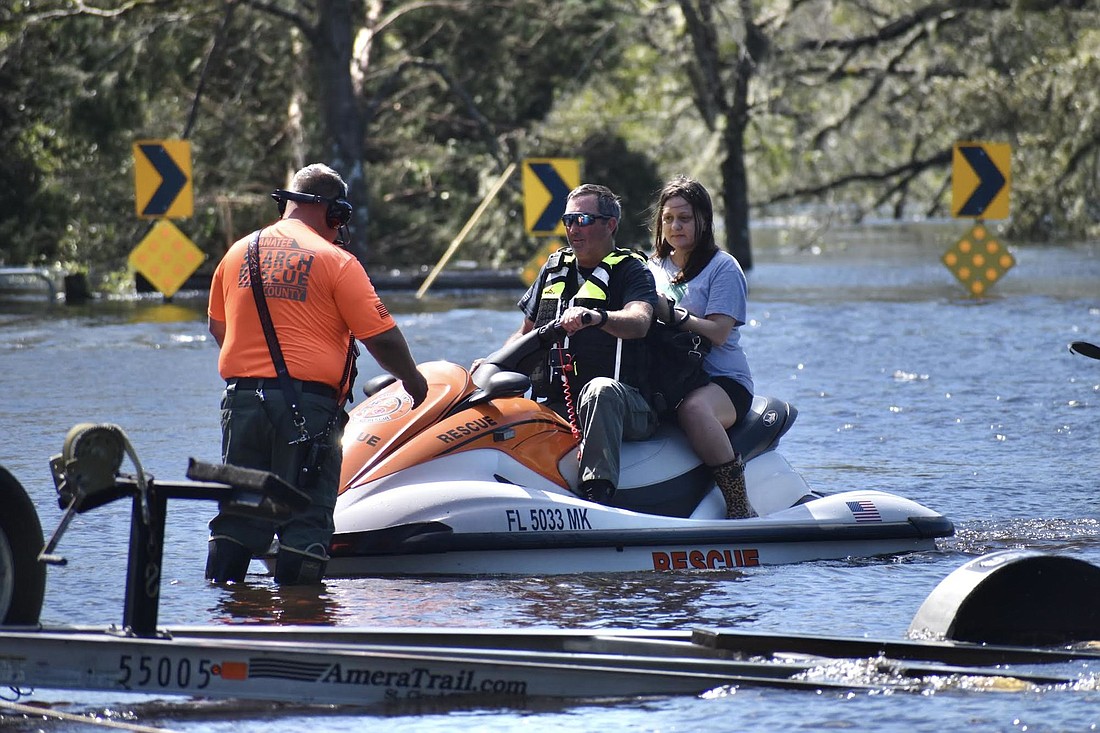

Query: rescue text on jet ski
295 321 953 576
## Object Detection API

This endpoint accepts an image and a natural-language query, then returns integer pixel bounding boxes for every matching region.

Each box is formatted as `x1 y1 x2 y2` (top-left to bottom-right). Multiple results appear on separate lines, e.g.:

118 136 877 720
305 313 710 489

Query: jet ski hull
302 326 954 578
323 479 951 576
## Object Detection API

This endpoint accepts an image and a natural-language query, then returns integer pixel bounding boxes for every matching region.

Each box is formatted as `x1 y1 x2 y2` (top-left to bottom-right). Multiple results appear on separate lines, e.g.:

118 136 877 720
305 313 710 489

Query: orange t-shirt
208 219 395 390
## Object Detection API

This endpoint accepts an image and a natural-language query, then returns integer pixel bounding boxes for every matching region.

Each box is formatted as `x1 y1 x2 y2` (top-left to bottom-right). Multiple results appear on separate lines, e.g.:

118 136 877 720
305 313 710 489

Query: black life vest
530 247 650 401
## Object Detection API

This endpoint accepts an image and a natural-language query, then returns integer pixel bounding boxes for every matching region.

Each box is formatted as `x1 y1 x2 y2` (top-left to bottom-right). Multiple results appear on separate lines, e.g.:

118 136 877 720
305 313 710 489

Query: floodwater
1 232 1099 731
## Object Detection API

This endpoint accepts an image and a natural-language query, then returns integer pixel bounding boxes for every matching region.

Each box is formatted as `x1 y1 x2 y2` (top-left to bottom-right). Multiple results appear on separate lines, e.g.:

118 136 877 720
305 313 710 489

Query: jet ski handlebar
467 320 566 396
359 322 567 401
536 320 569 342
479 321 565 374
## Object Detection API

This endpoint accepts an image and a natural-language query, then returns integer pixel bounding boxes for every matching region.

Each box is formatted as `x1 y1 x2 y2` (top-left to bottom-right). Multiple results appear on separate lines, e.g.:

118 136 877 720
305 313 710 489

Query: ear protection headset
271 189 354 230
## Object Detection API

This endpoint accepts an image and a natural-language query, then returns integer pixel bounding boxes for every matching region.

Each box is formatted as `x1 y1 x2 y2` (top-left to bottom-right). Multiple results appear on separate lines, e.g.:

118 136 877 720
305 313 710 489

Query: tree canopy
1 0 1096 285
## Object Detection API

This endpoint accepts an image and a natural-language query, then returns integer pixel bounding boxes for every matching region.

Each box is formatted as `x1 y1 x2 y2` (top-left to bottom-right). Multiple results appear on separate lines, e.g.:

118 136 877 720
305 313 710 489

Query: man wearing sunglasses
498 183 658 504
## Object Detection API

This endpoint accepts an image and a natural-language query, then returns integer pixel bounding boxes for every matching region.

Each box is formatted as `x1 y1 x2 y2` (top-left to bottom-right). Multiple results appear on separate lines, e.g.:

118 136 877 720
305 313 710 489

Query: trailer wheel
0 465 45 625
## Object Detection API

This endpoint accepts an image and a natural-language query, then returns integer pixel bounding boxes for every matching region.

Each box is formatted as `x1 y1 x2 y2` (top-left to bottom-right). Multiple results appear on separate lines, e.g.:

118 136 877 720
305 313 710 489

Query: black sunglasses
561 212 611 228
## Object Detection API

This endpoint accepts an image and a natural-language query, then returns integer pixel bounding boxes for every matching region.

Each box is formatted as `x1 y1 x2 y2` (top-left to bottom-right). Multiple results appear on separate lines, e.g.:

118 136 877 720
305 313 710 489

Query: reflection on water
213 571 769 630
490 572 761 629
211 582 344 625
493 572 749 628
948 518 1100 557
127 302 205 324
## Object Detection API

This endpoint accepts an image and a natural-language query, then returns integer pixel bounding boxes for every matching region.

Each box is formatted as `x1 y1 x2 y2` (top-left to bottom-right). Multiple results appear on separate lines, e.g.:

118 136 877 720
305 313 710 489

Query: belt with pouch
226 377 338 400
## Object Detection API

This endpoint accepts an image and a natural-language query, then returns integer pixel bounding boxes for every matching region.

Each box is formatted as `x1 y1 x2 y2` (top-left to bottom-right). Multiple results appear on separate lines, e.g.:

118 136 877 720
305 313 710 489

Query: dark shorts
712 376 753 426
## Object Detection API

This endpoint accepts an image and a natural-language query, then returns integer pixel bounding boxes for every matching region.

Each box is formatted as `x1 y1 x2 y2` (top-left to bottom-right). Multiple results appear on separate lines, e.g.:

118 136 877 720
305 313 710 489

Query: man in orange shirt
206 163 428 585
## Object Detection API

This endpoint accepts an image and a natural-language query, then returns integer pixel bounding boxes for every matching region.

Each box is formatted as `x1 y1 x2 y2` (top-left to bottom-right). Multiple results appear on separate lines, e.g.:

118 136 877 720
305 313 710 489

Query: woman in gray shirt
647 176 755 519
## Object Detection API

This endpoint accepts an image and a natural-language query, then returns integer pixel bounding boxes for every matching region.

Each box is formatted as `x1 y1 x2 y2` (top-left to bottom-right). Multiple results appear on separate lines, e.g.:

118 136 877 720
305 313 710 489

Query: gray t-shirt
648 250 753 394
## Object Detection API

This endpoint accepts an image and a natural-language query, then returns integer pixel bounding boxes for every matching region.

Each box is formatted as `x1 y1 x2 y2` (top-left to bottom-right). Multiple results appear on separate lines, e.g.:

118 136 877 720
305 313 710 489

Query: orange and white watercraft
298 322 953 577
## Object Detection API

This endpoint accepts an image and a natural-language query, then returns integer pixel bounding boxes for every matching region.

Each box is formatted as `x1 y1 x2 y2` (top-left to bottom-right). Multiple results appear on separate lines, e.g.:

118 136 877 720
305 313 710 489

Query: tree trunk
678 0 757 272
720 120 753 272
315 0 370 265
720 15 756 273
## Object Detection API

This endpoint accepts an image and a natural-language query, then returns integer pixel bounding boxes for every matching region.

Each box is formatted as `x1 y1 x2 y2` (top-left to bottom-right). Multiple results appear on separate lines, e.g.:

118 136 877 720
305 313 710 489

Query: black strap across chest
247 231 313 443
245 232 358 447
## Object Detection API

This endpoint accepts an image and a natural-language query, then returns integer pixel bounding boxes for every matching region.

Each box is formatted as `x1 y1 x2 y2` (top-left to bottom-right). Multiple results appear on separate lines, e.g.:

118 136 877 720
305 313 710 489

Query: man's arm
360 326 429 407
560 256 657 339
606 300 654 339
559 300 652 339
208 317 226 347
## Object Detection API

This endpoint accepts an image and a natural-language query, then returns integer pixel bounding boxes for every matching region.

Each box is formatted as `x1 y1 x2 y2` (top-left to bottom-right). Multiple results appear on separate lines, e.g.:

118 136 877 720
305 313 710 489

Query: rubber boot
205 536 252 583
713 456 757 519
274 543 329 585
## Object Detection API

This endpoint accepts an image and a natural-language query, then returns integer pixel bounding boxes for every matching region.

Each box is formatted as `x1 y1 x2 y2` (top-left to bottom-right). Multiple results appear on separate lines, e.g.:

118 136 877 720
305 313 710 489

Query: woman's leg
676 382 738 465
677 383 756 519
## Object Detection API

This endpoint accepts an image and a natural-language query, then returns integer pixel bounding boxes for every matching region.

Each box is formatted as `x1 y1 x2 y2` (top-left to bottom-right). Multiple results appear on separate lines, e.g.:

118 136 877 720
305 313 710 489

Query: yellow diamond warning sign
129 220 205 298
941 224 1015 296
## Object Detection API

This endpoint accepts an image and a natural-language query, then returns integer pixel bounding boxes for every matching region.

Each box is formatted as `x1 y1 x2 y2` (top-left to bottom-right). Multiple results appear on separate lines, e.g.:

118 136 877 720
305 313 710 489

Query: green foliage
749 0 1100 242
358 0 631 266
1 0 1098 287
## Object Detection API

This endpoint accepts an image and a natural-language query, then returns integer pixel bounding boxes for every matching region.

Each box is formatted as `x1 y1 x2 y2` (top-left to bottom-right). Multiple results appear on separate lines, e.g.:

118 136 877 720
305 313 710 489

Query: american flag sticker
376 302 391 319
846 500 881 523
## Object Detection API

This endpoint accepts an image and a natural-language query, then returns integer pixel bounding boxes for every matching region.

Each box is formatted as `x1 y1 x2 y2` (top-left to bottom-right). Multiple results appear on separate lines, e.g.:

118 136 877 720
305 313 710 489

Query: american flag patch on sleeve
376 302 391 319
846 500 881 522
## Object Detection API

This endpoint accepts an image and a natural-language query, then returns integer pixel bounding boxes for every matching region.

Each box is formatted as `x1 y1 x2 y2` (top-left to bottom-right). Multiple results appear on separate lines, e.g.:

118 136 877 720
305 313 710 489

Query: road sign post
945 143 1013 295
521 158 580 285
131 140 200 297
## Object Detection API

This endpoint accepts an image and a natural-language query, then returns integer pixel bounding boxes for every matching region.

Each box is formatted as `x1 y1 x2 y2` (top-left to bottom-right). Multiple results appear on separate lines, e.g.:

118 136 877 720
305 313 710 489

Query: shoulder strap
247 231 310 443
544 248 572 271
339 336 359 405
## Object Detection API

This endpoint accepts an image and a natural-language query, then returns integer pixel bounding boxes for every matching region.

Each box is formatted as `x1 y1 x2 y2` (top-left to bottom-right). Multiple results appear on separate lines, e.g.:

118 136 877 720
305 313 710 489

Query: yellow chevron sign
134 139 193 219
523 158 580 236
952 142 1010 220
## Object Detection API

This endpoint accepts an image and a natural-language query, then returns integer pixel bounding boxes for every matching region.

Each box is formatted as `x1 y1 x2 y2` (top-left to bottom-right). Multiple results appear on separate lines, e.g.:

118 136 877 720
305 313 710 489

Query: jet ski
286 322 953 577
